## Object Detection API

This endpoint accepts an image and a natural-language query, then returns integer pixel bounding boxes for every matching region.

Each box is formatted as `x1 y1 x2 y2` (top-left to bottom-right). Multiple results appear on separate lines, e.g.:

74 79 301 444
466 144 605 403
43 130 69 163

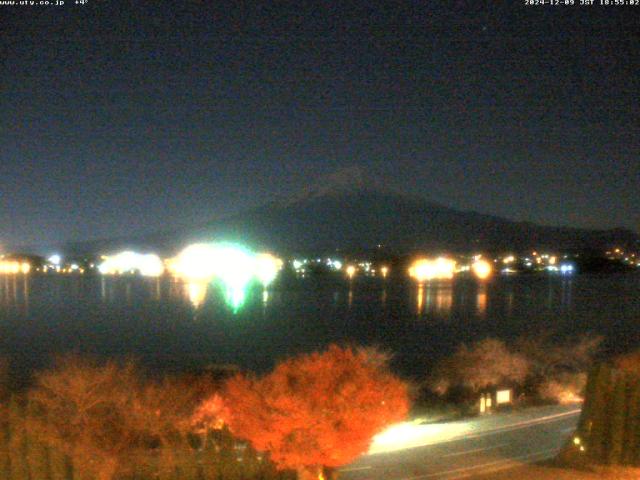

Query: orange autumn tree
218 344 410 480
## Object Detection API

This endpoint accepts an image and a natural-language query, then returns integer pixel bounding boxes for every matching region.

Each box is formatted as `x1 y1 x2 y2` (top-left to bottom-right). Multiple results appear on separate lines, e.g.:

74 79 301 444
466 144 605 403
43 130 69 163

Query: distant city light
409 259 433 282
169 243 219 280
48 254 61 266
346 265 356 279
380 265 389 278
409 257 456 282
359 262 372 273
138 254 164 277
471 259 492 280
560 263 575 274
0 260 31 274
98 251 164 277
255 253 283 287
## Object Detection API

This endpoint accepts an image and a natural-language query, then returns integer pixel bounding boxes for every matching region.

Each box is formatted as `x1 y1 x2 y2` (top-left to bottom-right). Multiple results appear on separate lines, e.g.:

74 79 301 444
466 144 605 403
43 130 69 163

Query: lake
0 272 638 380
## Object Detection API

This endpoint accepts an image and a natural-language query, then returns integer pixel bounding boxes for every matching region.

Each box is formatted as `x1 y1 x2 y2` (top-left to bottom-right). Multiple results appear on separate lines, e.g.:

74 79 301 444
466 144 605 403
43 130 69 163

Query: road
339 404 581 480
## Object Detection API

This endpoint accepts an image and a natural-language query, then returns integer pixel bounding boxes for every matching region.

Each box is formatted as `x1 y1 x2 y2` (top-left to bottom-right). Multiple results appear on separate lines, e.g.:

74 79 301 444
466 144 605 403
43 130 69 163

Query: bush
538 372 587 404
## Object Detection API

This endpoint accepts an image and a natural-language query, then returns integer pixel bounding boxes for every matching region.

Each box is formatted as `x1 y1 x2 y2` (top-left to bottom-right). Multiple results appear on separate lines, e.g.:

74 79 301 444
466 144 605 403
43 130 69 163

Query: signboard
496 389 512 404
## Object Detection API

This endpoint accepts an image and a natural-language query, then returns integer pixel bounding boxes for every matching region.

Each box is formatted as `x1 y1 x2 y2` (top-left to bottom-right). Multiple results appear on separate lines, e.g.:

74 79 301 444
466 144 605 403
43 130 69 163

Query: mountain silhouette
55 169 639 255
175 172 638 254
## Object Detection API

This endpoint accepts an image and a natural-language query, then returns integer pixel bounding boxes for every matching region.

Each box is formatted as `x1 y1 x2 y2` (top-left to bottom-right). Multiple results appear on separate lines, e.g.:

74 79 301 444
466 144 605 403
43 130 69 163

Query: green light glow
222 285 247 313
170 242 283 311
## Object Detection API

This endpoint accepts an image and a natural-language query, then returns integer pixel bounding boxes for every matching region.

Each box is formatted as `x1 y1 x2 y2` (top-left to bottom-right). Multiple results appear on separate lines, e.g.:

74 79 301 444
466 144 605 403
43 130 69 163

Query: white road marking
459 409 580 442
441 443 510 458
445 448 559 479
401 448 558 479
340 466 373 472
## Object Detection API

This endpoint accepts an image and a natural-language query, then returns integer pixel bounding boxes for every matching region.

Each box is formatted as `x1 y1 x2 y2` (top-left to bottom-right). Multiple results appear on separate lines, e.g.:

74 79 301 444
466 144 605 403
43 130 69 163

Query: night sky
1 1 638 247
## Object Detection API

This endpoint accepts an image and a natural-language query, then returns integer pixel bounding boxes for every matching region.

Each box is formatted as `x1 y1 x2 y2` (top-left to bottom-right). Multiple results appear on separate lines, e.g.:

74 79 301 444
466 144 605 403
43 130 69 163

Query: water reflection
434 285 453 313
505 289 514 316
0 273 626 343
0 274 30 313
12 277 18 305
547 280 554 308
185 281 208 309
23 276 29 313
92 276 279 311
160 276 255 312
476 285 487 316
416 284 424 315
154 278 161 300
0 274 637 387
221 285 247 313
560 278 573 310
415 283 453 316
100 276 107 301
0 275 584 323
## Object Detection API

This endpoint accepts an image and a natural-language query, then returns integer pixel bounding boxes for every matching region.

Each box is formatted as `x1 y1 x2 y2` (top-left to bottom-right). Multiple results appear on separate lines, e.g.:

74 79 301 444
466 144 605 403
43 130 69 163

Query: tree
124 372 217 477
27 356 217 480
27 356 142 480
623 377 640 465
614 350 640 376
572 364 640 466
516 334 602 381
432 334 602 402
432 338 529 396
607 372 628 464
0 357 10 479
211 345 410 480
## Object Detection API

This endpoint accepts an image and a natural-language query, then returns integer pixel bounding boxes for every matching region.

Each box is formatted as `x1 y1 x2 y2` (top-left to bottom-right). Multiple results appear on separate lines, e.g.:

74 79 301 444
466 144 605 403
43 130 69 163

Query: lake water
0 273 638 380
